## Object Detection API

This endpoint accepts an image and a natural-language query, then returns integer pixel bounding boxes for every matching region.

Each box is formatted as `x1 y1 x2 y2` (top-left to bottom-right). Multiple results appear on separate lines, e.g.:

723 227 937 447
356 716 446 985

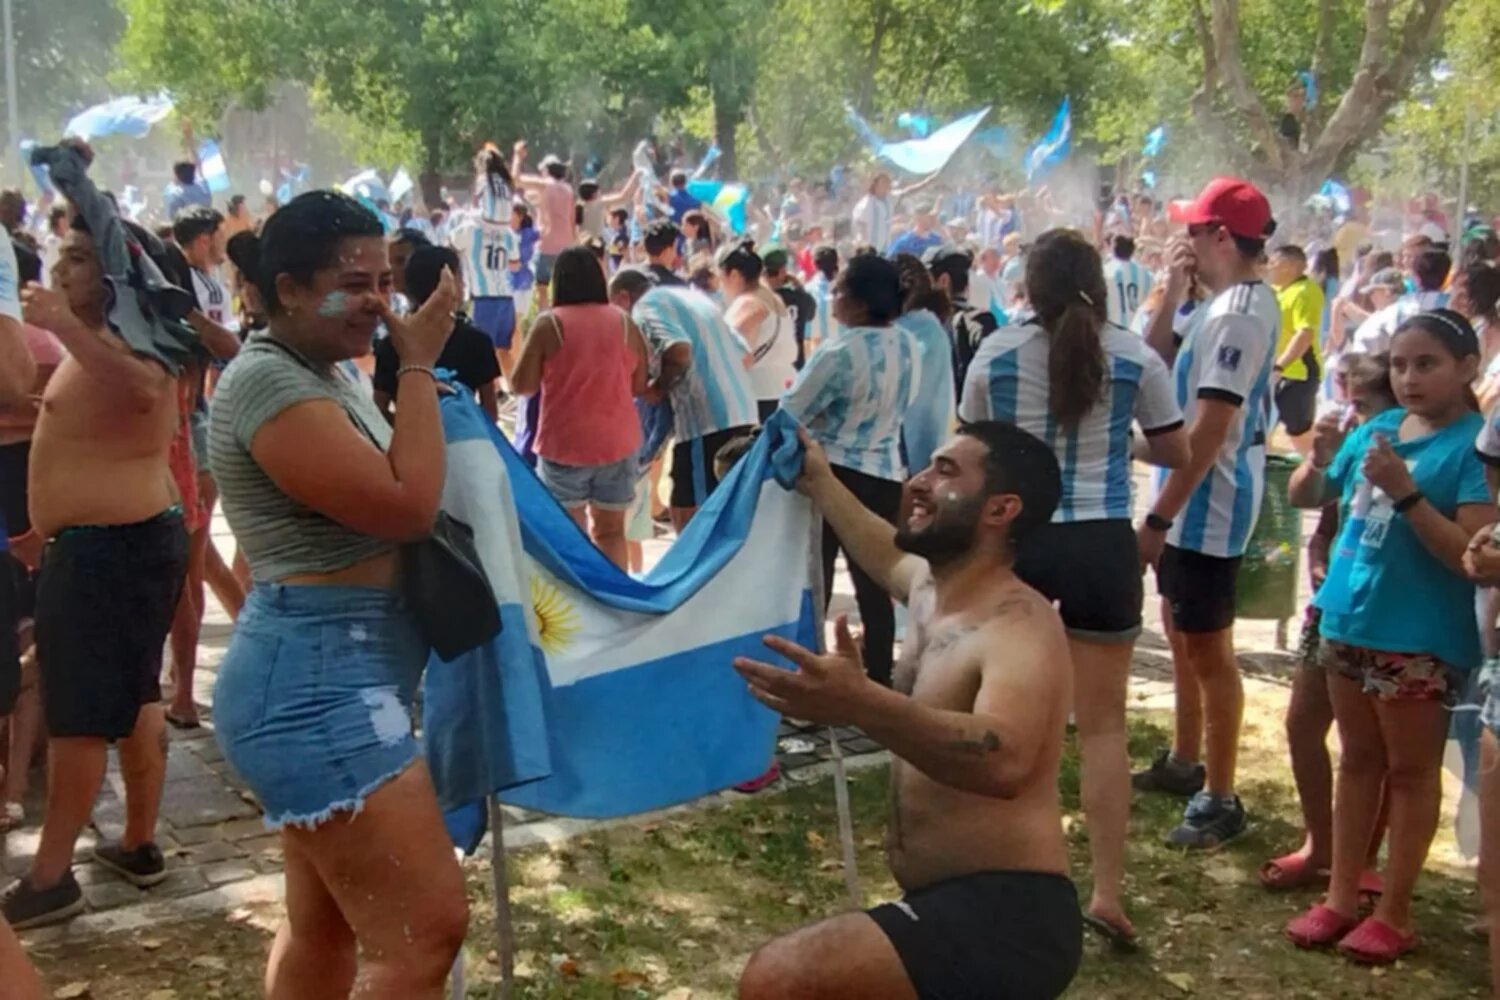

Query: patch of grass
29 698 1494 999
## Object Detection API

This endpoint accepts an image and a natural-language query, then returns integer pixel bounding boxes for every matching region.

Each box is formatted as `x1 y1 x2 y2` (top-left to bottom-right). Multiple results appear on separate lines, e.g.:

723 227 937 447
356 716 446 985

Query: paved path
4 477 1309 940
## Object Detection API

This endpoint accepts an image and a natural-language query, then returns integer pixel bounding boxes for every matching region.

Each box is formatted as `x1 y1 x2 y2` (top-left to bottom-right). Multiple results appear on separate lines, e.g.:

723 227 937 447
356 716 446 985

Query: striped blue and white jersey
1104 258 1154 330
895 310 956 473
0 230 20 321
781 324 922 481
633 287 757 442
975 208 1008 249
1153 281 1280 558
474 178 512 224
805 273 841 354
852 195 893 253
1350 290 1452 356
448 216 518 300
959 322 1181 522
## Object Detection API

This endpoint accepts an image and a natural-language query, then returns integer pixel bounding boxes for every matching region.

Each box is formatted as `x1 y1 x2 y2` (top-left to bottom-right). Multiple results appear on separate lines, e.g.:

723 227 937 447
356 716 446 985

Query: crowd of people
0 129 1499 999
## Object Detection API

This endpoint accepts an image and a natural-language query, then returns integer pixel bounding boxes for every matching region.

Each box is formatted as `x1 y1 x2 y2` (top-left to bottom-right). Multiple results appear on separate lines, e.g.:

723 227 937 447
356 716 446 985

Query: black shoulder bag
260 337 502 661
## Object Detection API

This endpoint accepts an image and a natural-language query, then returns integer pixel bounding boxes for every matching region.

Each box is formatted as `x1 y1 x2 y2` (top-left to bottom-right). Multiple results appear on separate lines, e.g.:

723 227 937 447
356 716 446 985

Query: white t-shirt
851 195 893 253
747 304 798 401
190 267 236 331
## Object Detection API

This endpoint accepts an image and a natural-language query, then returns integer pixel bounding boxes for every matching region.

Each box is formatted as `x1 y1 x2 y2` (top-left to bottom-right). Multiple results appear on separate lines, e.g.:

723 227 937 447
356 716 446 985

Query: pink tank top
535 304 642 467
538 181 576 254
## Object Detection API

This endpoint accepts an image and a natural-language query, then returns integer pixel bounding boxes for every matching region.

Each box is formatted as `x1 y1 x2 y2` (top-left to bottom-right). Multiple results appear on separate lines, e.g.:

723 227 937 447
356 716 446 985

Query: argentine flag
1025 97 1071 182
423 392 821 844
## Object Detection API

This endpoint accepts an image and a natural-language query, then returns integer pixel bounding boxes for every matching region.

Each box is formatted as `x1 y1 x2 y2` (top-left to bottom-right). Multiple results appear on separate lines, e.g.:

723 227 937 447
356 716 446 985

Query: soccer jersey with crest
1153 281 1280 558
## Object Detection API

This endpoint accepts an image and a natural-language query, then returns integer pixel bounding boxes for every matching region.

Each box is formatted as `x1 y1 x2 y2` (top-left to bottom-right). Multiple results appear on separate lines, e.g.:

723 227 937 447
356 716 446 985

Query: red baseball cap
1169 176 1274 240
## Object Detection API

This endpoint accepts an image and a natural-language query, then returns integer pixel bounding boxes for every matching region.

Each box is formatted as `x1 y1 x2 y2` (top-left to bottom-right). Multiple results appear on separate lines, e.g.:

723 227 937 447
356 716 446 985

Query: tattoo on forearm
951 729 1001 755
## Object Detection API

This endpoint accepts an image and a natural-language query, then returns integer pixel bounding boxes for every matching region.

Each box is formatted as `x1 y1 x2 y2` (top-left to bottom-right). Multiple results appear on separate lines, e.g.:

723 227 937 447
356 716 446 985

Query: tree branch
1307 0 1338 138
1208 0 1285 173
1307 0 1449 178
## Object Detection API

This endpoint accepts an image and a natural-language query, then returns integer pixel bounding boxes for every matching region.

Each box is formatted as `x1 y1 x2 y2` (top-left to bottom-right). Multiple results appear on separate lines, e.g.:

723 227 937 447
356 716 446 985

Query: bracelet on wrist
1393 490 1425 515
395 364 439 382
1145 513 1173 532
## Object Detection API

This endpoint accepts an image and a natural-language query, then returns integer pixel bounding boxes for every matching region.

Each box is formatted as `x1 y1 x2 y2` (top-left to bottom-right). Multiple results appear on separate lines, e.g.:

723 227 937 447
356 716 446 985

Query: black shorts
757 398 779 424
670 425 752 509
35 509 188 740
0 440 31 538
1014 520 1142 641
868 871 1082 1000
1156 544 1242 634
1275 376 1318 436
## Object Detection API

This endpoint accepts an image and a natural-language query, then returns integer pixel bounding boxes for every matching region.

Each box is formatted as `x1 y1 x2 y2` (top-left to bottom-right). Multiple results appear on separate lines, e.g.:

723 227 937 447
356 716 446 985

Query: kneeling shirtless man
735 421 1082 1000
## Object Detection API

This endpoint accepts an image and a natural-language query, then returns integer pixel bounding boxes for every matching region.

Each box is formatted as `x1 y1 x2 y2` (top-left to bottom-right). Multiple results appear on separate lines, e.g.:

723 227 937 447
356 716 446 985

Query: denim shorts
534 253 558 285
213 584 428 830
538 455 636 510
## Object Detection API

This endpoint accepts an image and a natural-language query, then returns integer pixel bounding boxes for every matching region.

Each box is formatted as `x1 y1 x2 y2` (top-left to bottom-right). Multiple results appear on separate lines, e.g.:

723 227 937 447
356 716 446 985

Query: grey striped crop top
207 335 396 582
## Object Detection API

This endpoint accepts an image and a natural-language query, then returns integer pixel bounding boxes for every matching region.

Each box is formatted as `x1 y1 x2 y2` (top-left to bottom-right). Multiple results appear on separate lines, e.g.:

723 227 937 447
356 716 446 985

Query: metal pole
2 0 19 189
487 795 515 1000
1455 101 1474 246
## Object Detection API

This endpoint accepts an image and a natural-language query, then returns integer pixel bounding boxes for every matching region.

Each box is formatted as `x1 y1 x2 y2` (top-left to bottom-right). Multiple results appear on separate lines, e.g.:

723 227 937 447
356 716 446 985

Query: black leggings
821 464 903 687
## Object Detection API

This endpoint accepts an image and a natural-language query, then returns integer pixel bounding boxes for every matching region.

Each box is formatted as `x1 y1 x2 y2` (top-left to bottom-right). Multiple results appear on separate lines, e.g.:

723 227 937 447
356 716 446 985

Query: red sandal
1285 903 1359 949
1259 852 1330 892
1337 917 1417 965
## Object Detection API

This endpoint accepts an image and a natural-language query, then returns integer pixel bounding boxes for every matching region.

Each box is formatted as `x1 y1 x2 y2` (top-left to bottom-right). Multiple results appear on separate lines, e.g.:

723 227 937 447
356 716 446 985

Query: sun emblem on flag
530 575 581 654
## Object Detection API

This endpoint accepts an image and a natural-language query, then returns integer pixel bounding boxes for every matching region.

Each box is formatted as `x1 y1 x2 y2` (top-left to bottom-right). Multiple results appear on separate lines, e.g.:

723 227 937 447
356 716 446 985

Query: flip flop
164 710 201 731
1259 853 1330 892
1285 903 1359 949
1336 917 1417 965
1082 911 1140 953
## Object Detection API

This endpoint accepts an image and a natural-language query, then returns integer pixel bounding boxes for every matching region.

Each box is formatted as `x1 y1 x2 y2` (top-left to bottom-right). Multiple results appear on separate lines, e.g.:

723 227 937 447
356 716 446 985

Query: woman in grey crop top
206 191 470 994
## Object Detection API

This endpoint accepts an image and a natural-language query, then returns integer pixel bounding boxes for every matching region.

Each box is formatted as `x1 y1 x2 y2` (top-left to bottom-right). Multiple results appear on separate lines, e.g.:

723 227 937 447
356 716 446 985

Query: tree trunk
419 127 442 210
713 87 741 179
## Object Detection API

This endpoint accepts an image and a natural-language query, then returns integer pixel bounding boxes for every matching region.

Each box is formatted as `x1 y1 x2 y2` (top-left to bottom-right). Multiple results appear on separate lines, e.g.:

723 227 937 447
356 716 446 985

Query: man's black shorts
868 870 1082 1000
1275 376 1318 436
36 509 188 740
1015 520 1143 641
670 425 752 509
1156 544 1242 634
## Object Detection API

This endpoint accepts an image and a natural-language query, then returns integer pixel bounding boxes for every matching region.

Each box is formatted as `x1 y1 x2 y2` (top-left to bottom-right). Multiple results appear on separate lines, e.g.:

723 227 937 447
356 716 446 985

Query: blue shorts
212 585 427 830
471 296 517 350
538 455 637 510
534 253 558 285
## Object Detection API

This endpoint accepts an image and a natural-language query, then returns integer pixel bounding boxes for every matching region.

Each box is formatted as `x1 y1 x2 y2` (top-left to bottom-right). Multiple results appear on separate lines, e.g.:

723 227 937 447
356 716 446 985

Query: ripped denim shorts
213 584 427 830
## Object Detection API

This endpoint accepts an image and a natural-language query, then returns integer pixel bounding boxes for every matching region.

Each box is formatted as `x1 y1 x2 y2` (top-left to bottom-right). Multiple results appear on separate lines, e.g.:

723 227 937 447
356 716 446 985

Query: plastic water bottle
1352 477 1374 519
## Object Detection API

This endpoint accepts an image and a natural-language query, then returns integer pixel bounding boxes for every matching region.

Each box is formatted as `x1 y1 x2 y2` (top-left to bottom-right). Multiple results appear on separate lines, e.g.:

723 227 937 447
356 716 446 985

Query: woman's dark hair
578 180 600 201
683 210 709 240
255 190 385 314
404 245 461 307
1026 228 1108 427
716 239 763 283
893 253 950 320
1465 263 1500 320
1312 247 1340 283
835 253 902 326
813 245 839 280
14 241 40 285
475 144 514 209
1367 250 1395 273
225 230 261 279
1413 249 1452 292
550 245 608 306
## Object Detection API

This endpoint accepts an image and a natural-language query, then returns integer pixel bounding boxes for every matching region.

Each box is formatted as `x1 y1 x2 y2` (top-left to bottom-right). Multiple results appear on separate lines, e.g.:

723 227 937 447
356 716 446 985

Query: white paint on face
318 289 351 317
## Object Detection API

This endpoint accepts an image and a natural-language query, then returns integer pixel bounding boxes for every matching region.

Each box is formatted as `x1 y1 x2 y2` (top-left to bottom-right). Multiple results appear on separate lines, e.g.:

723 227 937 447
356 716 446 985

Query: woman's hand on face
379 266 458 369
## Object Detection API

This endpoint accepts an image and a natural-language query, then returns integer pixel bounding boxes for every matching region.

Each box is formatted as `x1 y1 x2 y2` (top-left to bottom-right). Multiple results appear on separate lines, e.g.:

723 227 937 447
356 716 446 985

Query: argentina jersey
450 216 517 299
0 230 18 321
1104 258 1153 330
633 287 757 442
959 322 1181 522
806 274 841 353
853 195 892 252
1154 281 1279 557
781 324 921 481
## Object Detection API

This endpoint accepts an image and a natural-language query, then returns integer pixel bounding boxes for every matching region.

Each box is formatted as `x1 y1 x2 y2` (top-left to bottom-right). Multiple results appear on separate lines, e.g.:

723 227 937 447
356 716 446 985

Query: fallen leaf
190 956 228 972
1164 972 1195 993
806 830 826 850
552 954 581 978
817 859 842 871
610 968 650 987
145 991 179 1000
679 938 700 950
54 984 90 1000
1183 913 1213 926
138 937 165 951
1203 863 1244 886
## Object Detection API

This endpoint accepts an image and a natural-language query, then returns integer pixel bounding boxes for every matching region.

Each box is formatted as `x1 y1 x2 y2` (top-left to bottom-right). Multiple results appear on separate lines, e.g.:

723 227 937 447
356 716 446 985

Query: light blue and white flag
1025 97 1071 182
197 139 230 193
64 94 175 141
1142 125 1166 159
340 167 388 202
424 395 821 846
388 167 414 204
876 107 989 176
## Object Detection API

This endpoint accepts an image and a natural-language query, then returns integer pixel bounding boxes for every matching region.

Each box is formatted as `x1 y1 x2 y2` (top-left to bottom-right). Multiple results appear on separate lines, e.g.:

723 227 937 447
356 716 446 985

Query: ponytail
1047 299 1107 426
1026 228 1108 426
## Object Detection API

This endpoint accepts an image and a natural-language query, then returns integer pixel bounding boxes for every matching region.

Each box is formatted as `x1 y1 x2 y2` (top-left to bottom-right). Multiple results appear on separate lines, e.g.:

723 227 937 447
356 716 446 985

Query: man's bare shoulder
982 581 1067 647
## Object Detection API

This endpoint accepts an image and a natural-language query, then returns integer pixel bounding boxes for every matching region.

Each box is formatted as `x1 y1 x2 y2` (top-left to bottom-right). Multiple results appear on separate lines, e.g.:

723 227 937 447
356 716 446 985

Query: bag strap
258 335 386 450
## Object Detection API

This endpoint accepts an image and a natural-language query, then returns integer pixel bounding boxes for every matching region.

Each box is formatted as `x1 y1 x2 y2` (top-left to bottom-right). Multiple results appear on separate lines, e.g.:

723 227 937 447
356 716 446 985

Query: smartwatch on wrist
1145 513 1173 532
1394 491 1425 515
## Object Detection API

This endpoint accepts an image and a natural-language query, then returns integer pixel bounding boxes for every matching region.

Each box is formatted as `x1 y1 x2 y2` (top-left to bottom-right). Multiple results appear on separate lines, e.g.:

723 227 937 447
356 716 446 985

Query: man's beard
894 495 983 568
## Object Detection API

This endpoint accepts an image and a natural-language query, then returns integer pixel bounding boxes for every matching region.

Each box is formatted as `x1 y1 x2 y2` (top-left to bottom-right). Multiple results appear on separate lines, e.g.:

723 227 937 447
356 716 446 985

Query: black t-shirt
774 284 817 369
373 317 501 401
648 263 687 287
